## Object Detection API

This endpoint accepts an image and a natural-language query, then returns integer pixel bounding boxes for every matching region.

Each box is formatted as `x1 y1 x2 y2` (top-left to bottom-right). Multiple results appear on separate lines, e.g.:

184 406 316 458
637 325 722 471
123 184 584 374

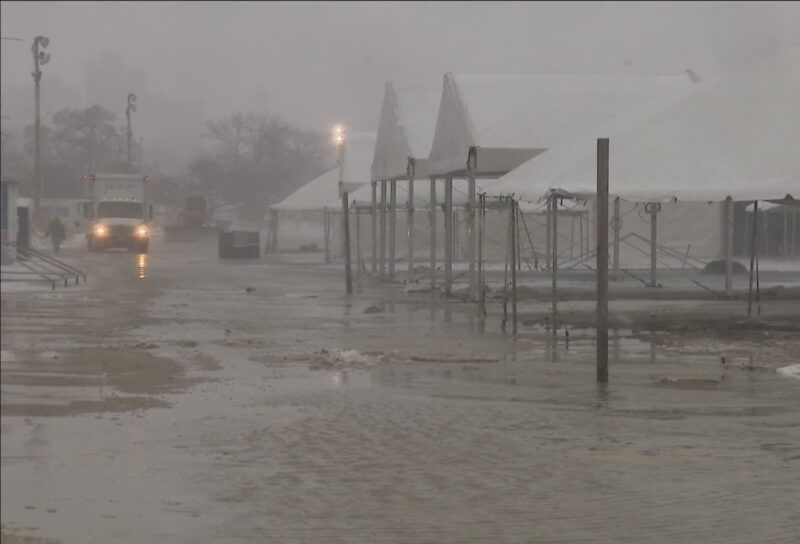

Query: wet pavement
2 237 799 543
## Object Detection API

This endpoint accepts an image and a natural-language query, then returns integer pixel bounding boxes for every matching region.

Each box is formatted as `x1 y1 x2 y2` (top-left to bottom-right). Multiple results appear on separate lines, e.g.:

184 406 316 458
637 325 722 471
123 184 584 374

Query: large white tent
427 72 695 177
488 47 800 204
371 82 440 182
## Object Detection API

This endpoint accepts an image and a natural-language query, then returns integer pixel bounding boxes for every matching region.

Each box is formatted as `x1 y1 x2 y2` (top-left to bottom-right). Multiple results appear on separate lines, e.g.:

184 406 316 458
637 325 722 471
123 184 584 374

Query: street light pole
333 125 353 294
31 35 50 214
126 93 137 169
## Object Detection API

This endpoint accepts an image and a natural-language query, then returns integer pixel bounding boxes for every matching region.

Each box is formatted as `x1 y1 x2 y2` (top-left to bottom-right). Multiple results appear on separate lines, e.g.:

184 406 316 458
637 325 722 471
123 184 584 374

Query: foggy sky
2 1 800 172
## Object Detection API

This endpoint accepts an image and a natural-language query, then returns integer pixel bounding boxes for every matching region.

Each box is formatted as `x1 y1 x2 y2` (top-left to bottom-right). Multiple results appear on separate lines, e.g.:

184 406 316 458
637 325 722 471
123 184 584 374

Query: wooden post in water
323 208 331 264
478 192 485 318
596 138 609 383
646 202 661 288
748 201 759 317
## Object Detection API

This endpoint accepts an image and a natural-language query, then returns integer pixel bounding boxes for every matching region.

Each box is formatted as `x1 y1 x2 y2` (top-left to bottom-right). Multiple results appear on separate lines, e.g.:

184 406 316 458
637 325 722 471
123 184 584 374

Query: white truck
79 173 153 253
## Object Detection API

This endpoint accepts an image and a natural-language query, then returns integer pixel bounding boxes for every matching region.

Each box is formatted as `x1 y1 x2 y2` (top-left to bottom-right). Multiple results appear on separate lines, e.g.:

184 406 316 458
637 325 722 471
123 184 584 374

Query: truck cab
79 173 153 253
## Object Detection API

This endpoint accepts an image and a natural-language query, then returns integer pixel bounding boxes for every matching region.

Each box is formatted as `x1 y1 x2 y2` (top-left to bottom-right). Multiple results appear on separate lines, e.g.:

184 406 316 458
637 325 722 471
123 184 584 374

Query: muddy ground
2 238 799 543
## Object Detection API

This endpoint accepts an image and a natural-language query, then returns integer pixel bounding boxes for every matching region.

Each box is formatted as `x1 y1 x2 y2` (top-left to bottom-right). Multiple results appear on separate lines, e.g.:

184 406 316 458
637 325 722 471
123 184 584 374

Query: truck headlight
94 224 109 237
135 225 150 238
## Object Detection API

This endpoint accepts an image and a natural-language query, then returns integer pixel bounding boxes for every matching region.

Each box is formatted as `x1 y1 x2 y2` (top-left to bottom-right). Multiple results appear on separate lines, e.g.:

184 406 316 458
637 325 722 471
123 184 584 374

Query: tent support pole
725 196 734 297
379 180 387 277
511 199 518 334
355 205 362 293
478 192 485 318
371 182 377 274
342 193 353 295
430 177 437 289
444 174 453 294
389 179 397 279
324 208 331 264
551 192 558 338
467 149 477 298
612 197 621 280
407 161 415 279
546 192 552 271
597 138 609 384
747 201 758 317
647 202 661 288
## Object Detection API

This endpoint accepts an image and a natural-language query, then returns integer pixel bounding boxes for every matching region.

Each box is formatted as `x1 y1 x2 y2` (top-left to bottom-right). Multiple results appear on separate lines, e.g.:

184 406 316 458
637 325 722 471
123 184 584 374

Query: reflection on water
138 254 148 279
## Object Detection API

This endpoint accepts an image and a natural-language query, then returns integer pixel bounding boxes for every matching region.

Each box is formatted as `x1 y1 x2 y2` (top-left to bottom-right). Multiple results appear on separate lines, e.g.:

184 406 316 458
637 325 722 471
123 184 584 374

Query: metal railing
2 242 87 290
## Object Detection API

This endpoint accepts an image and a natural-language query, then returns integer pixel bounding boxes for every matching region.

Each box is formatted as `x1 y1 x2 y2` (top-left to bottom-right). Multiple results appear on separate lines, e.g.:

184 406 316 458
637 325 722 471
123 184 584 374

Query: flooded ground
2 237 799 543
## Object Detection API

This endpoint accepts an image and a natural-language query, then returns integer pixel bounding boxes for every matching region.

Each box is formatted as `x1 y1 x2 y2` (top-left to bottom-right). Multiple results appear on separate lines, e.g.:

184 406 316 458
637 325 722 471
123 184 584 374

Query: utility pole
333 125 352 294
126 93 137 169
31 35 51 214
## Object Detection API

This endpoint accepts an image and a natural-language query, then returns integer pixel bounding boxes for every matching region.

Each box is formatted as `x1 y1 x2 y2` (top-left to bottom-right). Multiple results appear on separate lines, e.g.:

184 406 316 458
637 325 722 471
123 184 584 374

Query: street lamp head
128 93 137 103
332 124 346 147
36 35 49 48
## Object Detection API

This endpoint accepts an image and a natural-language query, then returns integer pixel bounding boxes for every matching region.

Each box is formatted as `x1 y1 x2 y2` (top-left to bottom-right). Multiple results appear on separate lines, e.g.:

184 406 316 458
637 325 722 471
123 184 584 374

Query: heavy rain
1 2 799 543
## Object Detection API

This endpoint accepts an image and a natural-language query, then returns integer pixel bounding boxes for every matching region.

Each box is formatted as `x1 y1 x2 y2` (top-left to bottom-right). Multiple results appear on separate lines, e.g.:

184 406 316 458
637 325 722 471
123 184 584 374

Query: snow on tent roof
427 71 694 177
272 132 376 211
489 47 800 205
371 82 440 182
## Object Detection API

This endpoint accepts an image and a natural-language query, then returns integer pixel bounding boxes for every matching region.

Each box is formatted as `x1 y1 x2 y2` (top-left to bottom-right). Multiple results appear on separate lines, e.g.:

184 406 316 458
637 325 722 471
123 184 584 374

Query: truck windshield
97 201 143 219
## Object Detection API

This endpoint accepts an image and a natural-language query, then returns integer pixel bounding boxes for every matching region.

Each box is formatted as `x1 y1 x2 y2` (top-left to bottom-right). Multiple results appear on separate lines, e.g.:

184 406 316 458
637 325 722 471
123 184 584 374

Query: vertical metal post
784 205 789 257
551 192 558 338
444 175 453 293
342 193 353 294
407 161 415 278
467 150 477 297
430 177 437 289
597 138 609 383
570 215 576 259
379 180 387 276
478 192 485 318
510 199 518 334
545 193 552 270
647 202 660 288
323 208 331 264
371 182 377 274
612 197 621 279
389 179 397 278
725 196 734 297
748 201 758 317
32 41 43 213
355 204 362 293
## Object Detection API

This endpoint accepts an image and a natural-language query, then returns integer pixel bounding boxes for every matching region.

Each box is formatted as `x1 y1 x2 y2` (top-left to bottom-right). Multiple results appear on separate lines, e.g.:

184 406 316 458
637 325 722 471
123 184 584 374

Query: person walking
45 216 66 254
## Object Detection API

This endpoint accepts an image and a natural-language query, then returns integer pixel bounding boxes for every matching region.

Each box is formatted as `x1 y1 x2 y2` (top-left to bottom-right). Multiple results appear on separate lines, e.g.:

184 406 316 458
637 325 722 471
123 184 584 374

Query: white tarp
489 47 800 205
427 72 694 176
371 82 440 182
272 132 376 211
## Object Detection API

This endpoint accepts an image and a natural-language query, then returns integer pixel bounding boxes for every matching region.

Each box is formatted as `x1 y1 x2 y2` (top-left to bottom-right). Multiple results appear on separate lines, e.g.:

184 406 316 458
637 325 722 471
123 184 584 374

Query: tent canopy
371 82 440 182
272 132 376 211
427 72 695 177
488 47 800 205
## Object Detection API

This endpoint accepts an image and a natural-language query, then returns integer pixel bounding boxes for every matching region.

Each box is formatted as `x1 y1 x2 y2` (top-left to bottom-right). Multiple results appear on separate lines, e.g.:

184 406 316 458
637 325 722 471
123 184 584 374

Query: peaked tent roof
272 131 376 211
371 82 440 181
489 47 800 205
427 71 694 177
